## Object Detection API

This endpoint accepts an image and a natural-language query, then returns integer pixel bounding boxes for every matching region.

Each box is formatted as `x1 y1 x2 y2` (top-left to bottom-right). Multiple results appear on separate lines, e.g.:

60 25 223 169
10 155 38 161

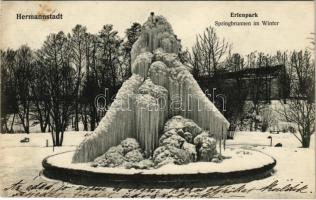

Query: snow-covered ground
228 131 315 149
0 132 87 190
0 131 315 198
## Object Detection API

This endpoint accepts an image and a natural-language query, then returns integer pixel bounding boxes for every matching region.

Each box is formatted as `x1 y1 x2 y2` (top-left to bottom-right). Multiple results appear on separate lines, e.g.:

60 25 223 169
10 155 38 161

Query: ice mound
131 15 180 65
164 115 202 138
194 132 217 161
132 52 153 79
159 132 186 148
137 78 168 99
153 116 216 167
72 13 229 163
91 138 146 168
121 138 140 154
148 61 169 88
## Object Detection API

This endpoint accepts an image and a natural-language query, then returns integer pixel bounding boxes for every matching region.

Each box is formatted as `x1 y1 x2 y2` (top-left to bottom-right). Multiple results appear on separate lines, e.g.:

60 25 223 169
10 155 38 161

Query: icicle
135 94 160 153
131 52 153 79
148 61 169 89
135 79 168 153
72 75 143 163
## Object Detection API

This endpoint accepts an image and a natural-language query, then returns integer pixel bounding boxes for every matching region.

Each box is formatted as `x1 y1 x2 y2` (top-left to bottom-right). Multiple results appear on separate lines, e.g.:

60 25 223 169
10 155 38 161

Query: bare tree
85 33 100 131
80 32 98 131
69 24 87 131
280 99 315 147
122 22 142 79
30 59 51 132
223 53 247 131
1 49 18 133
37 32 76 146
278 50 315 147
191 26 231 77
97 24 123 103
13 45 34 134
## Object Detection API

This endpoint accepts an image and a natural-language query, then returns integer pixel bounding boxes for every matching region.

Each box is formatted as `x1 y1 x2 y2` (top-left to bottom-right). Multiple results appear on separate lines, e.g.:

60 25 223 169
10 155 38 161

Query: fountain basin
42 148 276 186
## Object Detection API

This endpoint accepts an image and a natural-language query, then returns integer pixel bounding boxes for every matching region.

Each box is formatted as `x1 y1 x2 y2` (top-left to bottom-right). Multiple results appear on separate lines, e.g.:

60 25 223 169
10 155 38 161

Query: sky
0 1 314 56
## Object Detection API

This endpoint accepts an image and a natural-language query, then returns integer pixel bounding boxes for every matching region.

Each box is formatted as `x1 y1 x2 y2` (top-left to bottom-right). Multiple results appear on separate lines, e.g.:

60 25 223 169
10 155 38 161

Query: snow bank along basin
42 148 276 185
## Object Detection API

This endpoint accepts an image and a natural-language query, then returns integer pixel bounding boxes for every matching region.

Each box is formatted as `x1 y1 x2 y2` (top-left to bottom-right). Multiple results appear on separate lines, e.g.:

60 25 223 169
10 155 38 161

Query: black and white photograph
0 1 315 198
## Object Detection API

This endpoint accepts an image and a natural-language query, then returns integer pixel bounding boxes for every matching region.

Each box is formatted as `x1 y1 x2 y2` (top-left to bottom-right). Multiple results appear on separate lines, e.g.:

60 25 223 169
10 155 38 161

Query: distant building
197 65 289 103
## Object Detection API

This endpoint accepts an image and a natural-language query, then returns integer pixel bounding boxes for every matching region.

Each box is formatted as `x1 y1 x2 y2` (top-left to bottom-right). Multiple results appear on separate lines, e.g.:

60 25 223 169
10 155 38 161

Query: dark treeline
1 23 314 147
187 27 315 147
1 22 142 146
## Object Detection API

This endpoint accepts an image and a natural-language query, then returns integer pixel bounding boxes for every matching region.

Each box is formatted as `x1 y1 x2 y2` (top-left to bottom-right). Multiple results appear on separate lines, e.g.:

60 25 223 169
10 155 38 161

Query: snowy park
1 2 315 198
0 131 314 198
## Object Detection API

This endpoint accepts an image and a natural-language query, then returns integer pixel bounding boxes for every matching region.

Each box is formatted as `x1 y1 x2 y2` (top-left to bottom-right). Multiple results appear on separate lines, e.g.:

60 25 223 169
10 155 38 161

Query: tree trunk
51 126 56 146
55 129 60 146
75 104 79 131
302 133 311 148
81 105 88 131
38 109 49 133
60 131 64 146
10 113 16 133
90 104 96 131
40 123 47 133
25 110 30 134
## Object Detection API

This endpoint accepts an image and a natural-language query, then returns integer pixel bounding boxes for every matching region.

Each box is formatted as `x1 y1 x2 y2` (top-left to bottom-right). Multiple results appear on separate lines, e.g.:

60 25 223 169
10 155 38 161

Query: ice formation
152 115 217 167
72 13 229 163
91 138 151 169
135 79 168 154
72 75 143 162
132 52 153 79
91 116 220 169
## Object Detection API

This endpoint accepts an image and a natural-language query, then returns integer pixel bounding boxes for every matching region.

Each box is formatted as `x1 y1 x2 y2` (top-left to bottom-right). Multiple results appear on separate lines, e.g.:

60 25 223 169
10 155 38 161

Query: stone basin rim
42 149 276 185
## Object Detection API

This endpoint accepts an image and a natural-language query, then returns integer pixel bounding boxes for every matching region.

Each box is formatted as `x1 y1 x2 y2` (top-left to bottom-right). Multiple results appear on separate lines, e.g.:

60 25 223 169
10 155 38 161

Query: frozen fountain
42 13 276 185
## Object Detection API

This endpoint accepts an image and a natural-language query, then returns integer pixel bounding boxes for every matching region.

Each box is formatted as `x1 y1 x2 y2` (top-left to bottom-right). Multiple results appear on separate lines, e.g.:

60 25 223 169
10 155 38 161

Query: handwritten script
2 178 311 198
